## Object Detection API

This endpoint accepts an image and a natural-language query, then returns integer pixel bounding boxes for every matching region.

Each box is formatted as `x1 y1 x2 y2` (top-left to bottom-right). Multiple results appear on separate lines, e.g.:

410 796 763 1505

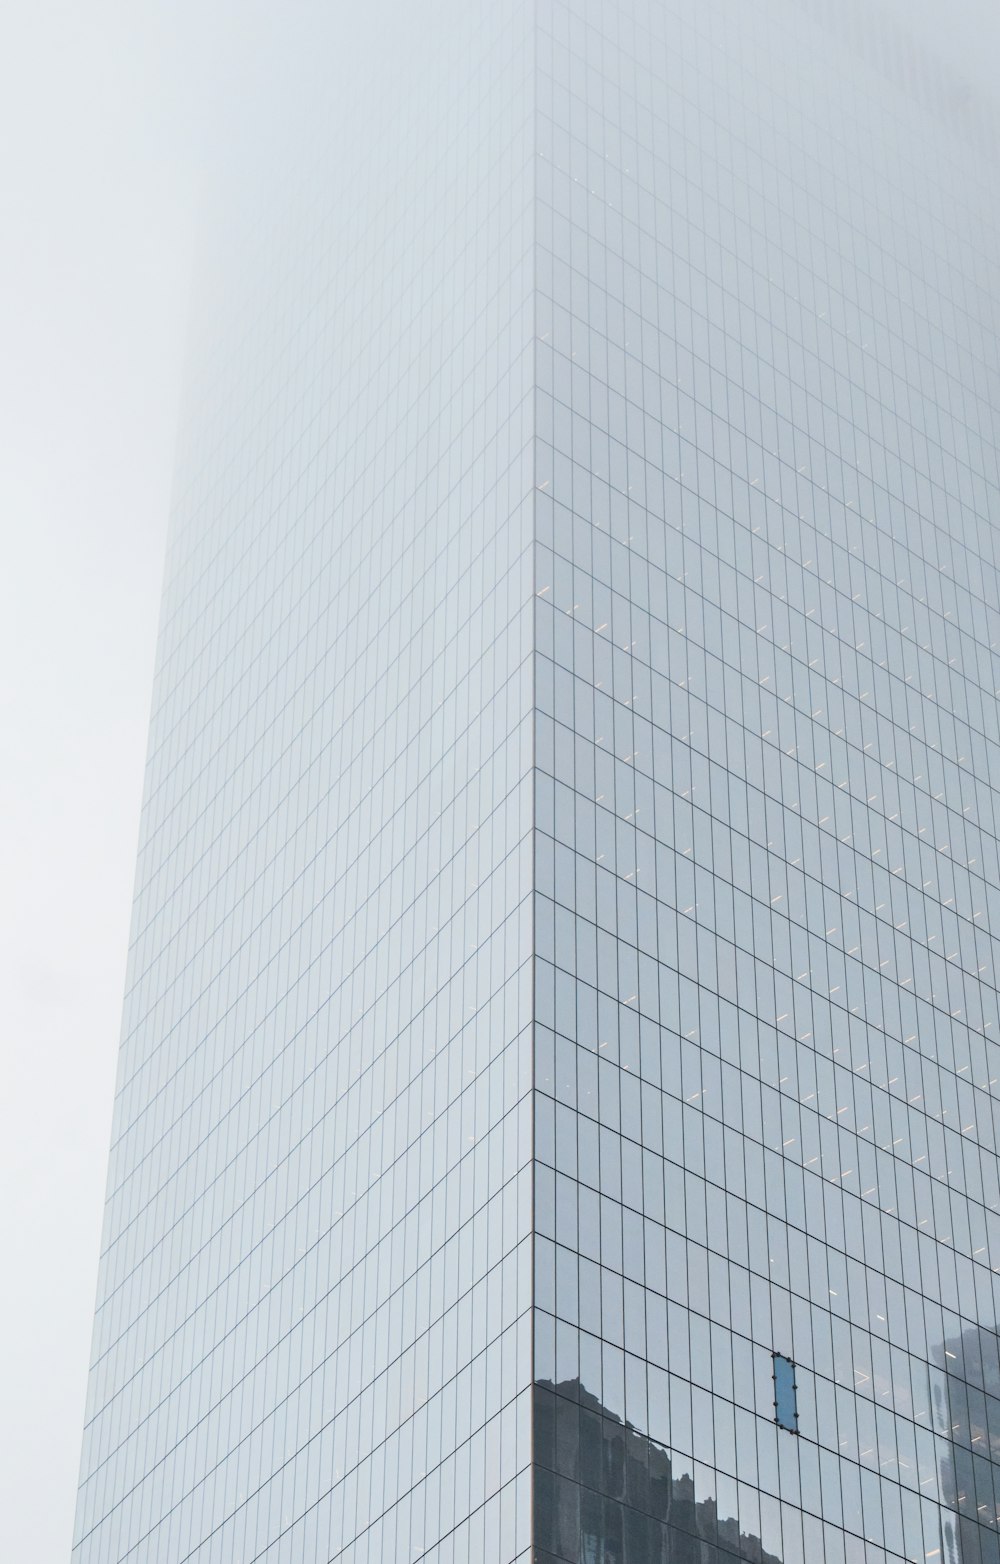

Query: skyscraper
73 2 1000 1563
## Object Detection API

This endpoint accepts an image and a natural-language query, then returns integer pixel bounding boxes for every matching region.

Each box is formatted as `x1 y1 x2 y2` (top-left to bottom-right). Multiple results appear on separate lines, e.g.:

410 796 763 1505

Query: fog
0 1 997 1559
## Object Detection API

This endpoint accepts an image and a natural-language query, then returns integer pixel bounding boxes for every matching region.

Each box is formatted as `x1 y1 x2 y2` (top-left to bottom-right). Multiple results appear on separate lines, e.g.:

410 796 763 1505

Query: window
772 1353 799 1433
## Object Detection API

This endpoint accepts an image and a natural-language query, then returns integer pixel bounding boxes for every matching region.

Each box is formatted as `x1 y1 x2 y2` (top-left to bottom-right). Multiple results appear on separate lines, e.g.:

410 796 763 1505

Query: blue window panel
773 1353 799 1434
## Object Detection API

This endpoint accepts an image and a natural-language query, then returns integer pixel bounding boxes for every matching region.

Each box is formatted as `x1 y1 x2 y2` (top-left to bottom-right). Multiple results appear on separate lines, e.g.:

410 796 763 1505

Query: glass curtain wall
532 2 1000 1562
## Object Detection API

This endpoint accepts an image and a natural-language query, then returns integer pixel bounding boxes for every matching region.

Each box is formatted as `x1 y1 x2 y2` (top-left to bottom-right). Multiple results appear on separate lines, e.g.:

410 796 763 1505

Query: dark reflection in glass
933 1325 1000 1564
534 1377 783 1564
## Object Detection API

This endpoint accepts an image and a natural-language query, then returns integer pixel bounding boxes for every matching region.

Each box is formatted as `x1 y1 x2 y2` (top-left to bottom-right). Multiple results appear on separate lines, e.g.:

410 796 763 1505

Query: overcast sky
0 6 194 1560
0 2 997 1560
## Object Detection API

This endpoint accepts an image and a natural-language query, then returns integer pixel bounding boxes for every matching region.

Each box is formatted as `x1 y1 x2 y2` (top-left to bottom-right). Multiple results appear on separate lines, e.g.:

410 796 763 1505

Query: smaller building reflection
534 1377 783 1564
932 1324 1000 1564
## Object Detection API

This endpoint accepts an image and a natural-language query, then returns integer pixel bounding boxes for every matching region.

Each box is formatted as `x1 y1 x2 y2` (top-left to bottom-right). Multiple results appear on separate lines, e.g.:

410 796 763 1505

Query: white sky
0 6 196 1559
0 2 996 1560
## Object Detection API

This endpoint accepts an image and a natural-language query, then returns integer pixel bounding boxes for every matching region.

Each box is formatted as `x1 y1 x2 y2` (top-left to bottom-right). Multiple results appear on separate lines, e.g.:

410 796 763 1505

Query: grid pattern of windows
74 1 1000 1561
73 6 535 1562
532 1 1000 1562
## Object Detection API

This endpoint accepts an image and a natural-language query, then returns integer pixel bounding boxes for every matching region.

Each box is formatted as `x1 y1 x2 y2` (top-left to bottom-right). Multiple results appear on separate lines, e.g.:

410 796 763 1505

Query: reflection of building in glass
536 1379 782 1564
933 1326 1000 1564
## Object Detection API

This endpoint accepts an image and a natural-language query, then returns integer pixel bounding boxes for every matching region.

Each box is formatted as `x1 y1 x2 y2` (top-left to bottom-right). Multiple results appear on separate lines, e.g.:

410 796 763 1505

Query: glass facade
74 2 1000 1562
73 6 536 1560
532 2 1000 1562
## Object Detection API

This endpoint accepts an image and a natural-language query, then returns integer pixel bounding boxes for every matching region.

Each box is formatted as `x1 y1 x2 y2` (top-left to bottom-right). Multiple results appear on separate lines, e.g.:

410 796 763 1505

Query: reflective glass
532 2 1000 1563
73 5 536 1561
74 2 1000 1562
